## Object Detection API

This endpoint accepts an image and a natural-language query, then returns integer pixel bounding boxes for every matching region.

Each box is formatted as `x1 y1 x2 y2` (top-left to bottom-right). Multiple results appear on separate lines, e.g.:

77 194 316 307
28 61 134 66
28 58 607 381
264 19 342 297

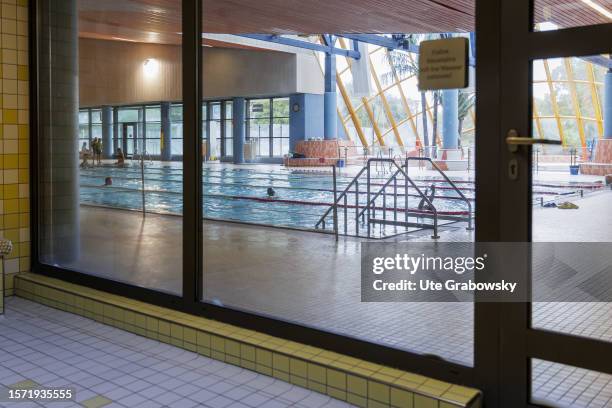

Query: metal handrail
332 165 338 241
404 156 473 230
315 157 472 238
357 158 449 220
356 165 404 219
316 158 441 235
364 158 439 238
315 166 367 229
370 158 439 219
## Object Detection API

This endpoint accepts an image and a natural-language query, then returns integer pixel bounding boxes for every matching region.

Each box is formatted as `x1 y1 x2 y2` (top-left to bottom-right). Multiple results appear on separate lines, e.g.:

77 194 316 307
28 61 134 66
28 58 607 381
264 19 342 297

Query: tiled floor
31 161 612 407
0 297 354 408
532 360 612 408
43 189 612 368
54 206 474 366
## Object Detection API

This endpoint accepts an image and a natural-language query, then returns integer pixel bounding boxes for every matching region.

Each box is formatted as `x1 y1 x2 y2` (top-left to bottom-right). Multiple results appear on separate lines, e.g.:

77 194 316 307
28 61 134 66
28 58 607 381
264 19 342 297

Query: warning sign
418 37 469 91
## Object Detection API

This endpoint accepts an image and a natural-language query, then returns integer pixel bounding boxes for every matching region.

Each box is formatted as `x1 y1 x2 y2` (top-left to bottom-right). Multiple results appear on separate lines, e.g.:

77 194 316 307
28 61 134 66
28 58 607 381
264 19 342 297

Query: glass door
209 102 222 159
122 122 138 156
498 0 612 406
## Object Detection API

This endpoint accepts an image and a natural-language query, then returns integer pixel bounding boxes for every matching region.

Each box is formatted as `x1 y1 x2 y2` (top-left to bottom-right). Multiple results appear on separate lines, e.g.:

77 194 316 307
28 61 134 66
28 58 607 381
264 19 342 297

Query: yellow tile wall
15 273 482 408
0 0 30 302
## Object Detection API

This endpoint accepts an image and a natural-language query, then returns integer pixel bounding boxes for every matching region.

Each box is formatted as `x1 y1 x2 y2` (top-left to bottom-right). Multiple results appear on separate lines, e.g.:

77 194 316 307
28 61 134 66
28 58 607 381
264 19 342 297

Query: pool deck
56 189 611 361
62 205 474 365
92 158 608 184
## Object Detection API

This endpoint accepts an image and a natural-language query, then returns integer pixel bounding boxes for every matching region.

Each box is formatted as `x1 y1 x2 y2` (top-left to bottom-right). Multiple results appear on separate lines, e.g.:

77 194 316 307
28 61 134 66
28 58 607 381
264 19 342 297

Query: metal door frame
496 1 612 406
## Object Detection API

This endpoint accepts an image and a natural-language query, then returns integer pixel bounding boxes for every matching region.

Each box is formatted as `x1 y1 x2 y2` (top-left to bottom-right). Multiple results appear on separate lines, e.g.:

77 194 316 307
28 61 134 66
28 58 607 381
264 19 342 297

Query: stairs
315 158 473 239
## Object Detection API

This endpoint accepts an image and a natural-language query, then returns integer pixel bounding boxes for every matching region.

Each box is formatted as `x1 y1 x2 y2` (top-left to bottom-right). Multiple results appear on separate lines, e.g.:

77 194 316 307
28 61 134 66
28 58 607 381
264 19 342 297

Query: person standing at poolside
80 142 91 168
92 138 102 165
116 147 125 167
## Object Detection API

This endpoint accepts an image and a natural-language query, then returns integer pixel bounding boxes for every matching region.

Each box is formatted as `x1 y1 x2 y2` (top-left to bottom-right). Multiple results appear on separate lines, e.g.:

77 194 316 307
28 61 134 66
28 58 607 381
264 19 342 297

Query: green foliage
458 90 475 123
533 59 606 147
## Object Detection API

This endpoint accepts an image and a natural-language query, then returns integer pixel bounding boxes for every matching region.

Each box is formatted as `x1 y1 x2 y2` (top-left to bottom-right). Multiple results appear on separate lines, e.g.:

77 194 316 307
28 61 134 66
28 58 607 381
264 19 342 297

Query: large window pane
248 98 271 158
37 0 182 295
171 104 183 157
78 109 90 149
145 105 162 157
224 101 233 157
201 25 476 366
272 97 289 157
531 56 612 388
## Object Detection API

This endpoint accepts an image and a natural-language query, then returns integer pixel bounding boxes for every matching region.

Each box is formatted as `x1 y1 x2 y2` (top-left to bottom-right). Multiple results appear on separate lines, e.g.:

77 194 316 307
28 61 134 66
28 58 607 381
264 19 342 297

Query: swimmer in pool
418 184 436 211
103 177 112 186
267 187 276 198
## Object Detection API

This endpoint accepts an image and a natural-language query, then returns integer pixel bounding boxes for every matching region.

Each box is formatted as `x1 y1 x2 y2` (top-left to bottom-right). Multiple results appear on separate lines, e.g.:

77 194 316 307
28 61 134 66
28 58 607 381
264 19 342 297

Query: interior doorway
122 122 138 156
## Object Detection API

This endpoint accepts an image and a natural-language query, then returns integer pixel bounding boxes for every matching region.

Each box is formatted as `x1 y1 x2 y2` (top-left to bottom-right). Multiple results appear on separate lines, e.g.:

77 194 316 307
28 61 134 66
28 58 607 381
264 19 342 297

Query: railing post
432 214 439 239
332 165 338 242
355 180 360 236
404 158 409 228
382 185 387 221
367 161 371 238
140 152 146 218
467 147 471 174
393 177 397 222
343 193 348 236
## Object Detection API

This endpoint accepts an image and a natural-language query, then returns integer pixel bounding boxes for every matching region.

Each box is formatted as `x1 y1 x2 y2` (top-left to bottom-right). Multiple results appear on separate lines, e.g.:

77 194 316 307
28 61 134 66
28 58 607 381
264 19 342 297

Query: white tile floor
2 295 612 407
532 360 612 408
0 297 354 408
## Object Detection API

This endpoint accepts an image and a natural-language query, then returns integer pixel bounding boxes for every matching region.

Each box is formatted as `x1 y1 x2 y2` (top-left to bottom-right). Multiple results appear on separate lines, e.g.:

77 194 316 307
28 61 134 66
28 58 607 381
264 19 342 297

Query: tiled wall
0 0 30 301
580 139 612 175
15 273 482 408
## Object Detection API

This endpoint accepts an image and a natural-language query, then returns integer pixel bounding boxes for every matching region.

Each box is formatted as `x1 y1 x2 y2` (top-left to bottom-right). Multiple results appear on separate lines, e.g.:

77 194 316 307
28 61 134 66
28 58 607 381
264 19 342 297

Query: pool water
79 164 596 232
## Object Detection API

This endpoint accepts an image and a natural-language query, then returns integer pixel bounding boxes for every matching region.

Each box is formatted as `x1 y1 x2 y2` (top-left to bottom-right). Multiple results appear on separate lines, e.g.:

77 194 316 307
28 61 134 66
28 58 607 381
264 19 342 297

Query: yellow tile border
14 272 481 408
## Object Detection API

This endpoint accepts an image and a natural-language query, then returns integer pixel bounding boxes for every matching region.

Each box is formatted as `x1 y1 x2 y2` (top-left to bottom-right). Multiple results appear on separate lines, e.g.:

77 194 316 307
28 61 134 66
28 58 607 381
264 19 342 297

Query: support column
112 108 119 153
324 51 338 140
39 0 79 263
582 66 612 175
604 68 612 139
161 102 172 160
289 94 306 152
233 98 246 164
290 93 324 151
442 89 459 149
101 106 113 158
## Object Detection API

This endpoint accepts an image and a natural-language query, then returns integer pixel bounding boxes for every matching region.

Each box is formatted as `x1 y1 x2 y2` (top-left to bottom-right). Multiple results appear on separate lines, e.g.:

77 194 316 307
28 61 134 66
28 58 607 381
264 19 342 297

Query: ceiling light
538 21 559 31
143 58 160 77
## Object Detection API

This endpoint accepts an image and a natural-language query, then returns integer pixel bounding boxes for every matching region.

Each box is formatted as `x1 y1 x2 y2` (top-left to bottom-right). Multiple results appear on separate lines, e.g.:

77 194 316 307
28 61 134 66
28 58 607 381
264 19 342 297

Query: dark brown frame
497 2 612 407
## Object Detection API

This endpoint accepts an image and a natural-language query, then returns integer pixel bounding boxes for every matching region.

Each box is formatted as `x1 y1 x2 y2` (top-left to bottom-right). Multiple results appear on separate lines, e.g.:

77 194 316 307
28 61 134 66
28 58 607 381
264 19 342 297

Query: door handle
506 129 561 152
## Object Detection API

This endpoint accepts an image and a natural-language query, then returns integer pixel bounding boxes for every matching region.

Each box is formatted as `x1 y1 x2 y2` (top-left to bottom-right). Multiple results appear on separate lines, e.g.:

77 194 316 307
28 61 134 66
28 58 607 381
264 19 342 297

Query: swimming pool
79 164 601 232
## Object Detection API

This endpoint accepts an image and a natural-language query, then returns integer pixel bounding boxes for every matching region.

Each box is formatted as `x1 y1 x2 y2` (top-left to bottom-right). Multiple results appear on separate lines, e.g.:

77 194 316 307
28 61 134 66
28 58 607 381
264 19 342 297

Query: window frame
26 0 478 390
30 1 612 402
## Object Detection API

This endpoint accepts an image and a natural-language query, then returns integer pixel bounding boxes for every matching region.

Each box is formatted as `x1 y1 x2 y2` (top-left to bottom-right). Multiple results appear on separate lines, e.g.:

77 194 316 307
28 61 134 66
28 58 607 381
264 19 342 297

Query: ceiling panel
79 0 475 44
78 0 610 44
534 0 612 29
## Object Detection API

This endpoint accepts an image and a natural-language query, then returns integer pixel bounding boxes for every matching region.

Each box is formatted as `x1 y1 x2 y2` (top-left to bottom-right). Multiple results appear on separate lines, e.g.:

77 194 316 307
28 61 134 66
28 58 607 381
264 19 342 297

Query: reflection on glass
531 56 612 343
38 0 183 295
200 29 476 366
534 0 612 31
